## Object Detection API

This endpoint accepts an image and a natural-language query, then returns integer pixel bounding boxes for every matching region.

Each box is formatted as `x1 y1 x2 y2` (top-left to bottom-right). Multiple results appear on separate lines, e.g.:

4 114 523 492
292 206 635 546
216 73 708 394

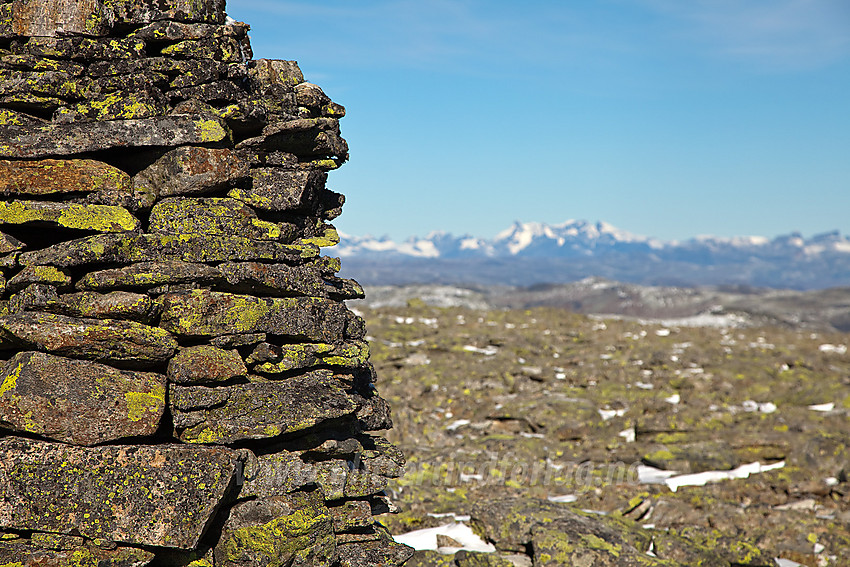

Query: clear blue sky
227 1 850 242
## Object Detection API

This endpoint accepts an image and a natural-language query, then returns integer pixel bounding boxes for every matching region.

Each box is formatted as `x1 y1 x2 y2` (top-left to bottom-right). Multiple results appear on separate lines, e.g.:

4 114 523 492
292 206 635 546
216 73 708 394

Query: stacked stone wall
0 1 412 565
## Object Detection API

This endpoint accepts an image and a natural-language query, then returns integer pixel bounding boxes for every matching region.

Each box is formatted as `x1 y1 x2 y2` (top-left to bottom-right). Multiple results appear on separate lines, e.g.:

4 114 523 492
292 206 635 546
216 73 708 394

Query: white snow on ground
547 494 578 503
394 522 496 553
808 402 835 412
819 343 847 354
638 461 786 492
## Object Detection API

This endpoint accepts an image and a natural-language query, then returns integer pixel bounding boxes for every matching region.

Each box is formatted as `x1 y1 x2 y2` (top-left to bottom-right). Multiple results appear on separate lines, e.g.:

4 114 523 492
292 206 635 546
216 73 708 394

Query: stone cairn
0 1 413 565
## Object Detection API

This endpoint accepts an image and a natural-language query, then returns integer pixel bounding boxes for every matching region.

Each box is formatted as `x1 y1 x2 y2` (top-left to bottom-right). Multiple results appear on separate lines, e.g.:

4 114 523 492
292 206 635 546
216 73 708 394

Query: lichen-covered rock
0 351 165 445
77 260 223 290
6 264 71 292
0 114 229 158
42 290 155 320
132 145 249 198
454 551 517 567
238 450 319 498
10 0 114 38
170 369 358 443
228 168 327 212
336 524 414 567
249 340 370 375
0 230 25 253
216 260 336 296
167 344 247 384
0 438 242 548
214 491 336 567
0 312 177 367
0 158 130 197
238 117 349 161
149 197 288 241
159 289 355 341
0 200 139 231
0 537 155 567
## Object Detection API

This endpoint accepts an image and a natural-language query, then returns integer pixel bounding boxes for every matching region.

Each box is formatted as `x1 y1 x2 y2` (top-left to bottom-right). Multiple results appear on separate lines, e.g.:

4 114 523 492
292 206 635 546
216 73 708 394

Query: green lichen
125 383 166 422
195 118 228 143
0 201 138 232
0 360 24 396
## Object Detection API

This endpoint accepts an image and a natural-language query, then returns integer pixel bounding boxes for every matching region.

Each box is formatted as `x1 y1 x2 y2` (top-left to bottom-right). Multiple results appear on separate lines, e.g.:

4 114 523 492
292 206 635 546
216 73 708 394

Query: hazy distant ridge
337 220 850 290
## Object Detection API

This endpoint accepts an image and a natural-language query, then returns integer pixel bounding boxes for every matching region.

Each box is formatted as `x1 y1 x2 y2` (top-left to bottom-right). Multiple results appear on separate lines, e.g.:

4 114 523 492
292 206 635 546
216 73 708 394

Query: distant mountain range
336 220 850 290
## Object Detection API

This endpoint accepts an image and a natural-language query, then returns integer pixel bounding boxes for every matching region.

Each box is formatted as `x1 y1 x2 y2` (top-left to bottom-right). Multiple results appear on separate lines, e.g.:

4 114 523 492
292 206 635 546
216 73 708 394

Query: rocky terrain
355 299 850 566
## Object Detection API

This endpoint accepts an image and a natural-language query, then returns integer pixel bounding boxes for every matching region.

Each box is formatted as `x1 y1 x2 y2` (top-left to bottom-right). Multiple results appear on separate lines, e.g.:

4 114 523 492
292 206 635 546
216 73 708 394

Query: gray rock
214 491 336 567
0 537 154 567
0 312 177 367
228 168 327 212
159 289 354 342
0 351 165 445
132 146 249 198
149 197 289 241
170 370 358 444
0 437 242 548
77 260 223 290
167 345 247 384
0 115 229 158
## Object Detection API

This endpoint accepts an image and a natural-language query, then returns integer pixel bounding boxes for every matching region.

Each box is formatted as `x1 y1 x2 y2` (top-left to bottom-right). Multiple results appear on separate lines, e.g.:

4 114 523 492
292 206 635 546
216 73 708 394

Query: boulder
0 351 165 445
0 438 242 548
0 537 154 567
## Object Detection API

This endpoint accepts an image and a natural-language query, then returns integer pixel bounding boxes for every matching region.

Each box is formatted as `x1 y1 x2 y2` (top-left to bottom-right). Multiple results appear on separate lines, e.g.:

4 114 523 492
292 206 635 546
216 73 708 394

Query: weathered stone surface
0 200 139 231
228 168 327 212
238 117 349 160
250 340 370 375
167 345 247 384
0 158 131 197
161 36 244 63
217 260 335 296
18 231 316 268
0 67 89 99
214 491 336 567
0 538 155 567
0 230 24 253
6 264 71 292
55 89 169 122
0 438 241 548
127 232 316 264
0 351 165 445
329 499 373 532
130 20 248 42
14 35 145 60
336 525 413 567
132 145 249 198
0 312 177 367
170 370 358 443
149 197 288 241
295 82 346 118
44 290 155 320
248 59 304 91
77 260 222 290
10 0 113 37
108 0 227 25
238 450 319 499
159 289 356 341
0 115 229 158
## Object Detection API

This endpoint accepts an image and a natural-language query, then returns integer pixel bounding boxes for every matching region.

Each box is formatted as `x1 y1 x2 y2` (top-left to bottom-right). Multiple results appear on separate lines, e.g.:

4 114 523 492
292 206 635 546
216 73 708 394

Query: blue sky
227 0 850 242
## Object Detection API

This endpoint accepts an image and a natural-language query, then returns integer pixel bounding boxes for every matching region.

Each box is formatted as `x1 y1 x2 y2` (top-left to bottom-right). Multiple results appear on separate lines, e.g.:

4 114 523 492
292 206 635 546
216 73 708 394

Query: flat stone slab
0 158 131 197
159 289 353 342
228 168 326 212
0 200 139 232
0 538 155 567
149 197 286 240
133 146 249 198
18 232 317 268
0 312 177 367
170 370 358 443
167 345 247 384
0 438 242 548
0 115 229 158
0 351 165 445
77 260 223 290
